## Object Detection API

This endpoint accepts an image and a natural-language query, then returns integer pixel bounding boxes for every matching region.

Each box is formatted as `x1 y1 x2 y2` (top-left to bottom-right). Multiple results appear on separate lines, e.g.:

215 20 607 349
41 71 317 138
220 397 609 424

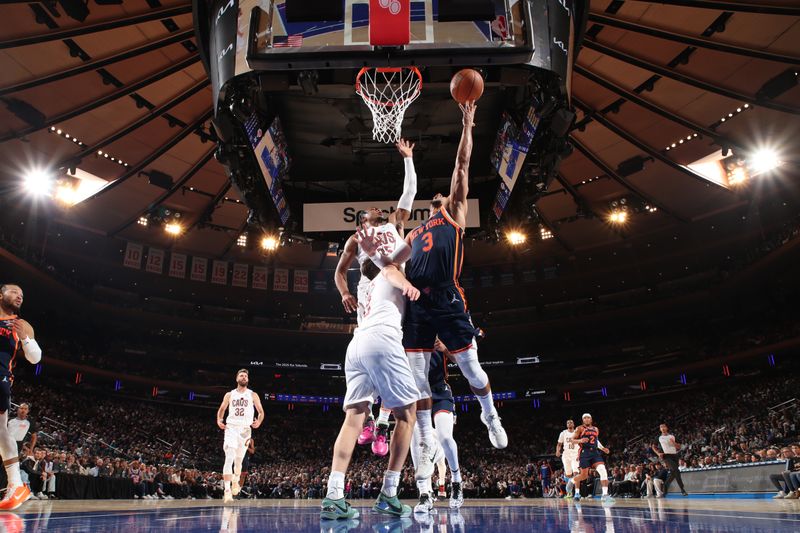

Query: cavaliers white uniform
224 388 255 452
343 270 420 410
558 428 580 475
355 222 403 325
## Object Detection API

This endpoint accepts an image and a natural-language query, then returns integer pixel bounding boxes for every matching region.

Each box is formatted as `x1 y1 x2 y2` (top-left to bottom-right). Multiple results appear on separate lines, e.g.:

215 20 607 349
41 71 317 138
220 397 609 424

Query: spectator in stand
770 447 800 499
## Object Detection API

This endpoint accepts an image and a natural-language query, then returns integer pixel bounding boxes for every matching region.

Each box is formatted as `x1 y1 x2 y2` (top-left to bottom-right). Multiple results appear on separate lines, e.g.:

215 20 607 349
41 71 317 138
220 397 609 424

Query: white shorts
224 424 251 452
344 326 420 411
562 453 579 476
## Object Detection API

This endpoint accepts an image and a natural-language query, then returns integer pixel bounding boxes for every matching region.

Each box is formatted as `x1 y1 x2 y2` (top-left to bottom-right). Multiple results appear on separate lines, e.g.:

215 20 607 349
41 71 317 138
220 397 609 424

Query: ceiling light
608 210 628 224
138 216 149 227
54 183 79 206
749 148 782 174
237 233 248 247
165 223 183 236
261 235 279 251
22 168 53 196
506 231 526 246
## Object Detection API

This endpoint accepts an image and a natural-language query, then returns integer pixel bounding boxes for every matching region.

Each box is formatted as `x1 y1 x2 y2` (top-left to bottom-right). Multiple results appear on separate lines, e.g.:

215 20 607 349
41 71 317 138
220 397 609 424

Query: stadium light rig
237 233 248 247
137 216 149 227
261 235 279 251
506 231 527 246
608 209 628 224
748 148 782 175
22 168 53 196
165 222 183 236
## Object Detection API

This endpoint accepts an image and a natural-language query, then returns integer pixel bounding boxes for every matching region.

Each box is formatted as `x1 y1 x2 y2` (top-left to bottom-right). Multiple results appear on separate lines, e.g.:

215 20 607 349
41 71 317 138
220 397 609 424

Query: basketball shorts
579 450 604 469
0 377 11 413
403 282 476 353
431 383 455 416
224 424 252 453
344 326 421 411
562 452 579 475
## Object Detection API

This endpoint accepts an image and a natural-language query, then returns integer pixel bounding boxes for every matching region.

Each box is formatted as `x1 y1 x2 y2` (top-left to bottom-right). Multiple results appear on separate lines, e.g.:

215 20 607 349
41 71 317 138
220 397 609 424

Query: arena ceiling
0 0 798 267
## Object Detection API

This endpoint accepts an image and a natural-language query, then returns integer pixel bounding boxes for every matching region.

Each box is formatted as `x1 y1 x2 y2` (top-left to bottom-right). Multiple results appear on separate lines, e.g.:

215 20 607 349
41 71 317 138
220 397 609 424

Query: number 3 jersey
226 388 255 427
356 222 403 324
405 207 464 288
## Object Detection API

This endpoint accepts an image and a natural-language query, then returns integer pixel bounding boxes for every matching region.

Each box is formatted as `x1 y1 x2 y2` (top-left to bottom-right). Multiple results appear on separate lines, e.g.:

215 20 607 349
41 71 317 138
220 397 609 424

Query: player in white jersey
556 419 580 498
216 369 264 503
334 139 417 452
322 233 422 520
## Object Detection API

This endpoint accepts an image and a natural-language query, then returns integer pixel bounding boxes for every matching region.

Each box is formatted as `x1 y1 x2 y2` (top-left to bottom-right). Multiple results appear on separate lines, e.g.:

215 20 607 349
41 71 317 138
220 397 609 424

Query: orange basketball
450 69 484 104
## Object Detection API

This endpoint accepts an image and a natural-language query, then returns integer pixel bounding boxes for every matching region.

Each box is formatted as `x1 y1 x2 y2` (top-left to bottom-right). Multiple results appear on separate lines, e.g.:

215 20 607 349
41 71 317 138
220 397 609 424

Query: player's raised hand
396 139 415 158
459 101 477 128
341 292 358 314
354 226 379 256
402 282 420 301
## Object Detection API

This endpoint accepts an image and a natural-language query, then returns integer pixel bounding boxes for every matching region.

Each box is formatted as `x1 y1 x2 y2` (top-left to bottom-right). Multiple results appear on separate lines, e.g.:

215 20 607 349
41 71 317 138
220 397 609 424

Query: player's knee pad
407 351 432 398
596 464 608 481
223 448 236 475
455 345 489 390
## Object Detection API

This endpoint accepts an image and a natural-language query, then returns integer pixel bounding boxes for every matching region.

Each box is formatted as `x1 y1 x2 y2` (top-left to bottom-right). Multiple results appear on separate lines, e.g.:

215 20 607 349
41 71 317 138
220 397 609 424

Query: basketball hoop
355 67 422 144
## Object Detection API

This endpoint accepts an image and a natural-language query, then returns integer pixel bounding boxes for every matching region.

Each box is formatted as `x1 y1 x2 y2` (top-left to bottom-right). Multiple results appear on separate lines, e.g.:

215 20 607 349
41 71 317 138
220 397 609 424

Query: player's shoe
480 411 508 449
321 497 360 520
415 440 444 481
601 495 616 505
414 492 434 514
449 482 464 509
774 491 787 499
373 492 411 517
223 490 234 504
0 485 31 511
358 419 376 446
573 492 581 501
231 480 241 496
371 424 389 456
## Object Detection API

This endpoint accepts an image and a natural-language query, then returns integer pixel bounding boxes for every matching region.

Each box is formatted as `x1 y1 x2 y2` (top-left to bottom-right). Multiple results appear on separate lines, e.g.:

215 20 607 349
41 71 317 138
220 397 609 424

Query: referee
651 423 688 496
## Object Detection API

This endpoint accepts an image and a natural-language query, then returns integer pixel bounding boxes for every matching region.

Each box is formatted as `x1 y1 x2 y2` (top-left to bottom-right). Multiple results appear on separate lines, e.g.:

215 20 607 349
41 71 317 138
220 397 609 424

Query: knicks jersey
226 388 255 426
579 425 600 453
356 222 403 324
406 208 464 287
359 272 406 334
0 316 20 379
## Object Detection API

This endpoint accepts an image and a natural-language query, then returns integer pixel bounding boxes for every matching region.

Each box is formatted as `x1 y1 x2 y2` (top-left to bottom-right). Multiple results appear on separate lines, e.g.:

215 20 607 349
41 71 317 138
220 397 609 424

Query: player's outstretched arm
334 236 359 313
14 319 41 364
251 392 265 429
217 393 230 430
381 265 420 301
393 139 417 230
598 440 610 454
448 101 476 227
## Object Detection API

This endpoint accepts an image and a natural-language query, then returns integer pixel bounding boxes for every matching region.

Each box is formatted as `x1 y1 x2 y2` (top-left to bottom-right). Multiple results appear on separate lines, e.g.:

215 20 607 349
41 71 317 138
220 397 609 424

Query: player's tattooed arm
335 236 359 313
448 101 476 228
217 392 231 430
251 391 265 429
381 264 420 301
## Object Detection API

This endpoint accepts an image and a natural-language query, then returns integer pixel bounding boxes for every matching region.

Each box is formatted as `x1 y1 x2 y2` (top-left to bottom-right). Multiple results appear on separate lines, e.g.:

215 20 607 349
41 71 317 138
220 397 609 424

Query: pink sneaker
371 424 389 456
357 419 376 445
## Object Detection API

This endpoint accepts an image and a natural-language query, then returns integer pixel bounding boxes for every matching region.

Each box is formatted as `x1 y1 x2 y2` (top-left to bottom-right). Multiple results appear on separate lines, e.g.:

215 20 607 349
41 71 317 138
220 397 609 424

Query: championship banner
232 263 249 288
252 266 268 290
294 269 309 293
273 268 289 292
123 242 143 269
211 260 228 285
169 253 187 279
191 257 208 282
303 199 480 232
145 248 164 274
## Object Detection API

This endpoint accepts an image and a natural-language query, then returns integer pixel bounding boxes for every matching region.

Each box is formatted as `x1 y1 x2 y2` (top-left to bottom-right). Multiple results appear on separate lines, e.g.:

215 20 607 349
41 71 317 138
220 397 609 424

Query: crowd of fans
8 370 798 501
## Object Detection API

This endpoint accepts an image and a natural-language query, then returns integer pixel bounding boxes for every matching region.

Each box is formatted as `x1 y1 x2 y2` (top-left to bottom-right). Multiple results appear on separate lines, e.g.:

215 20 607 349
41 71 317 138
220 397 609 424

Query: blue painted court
9 498 800 532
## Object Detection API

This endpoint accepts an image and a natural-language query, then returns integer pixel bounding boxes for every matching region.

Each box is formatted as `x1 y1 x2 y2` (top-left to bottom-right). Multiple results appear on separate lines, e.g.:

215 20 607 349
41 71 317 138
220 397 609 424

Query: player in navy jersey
0 284 42 510
572 413 614 503
360 102 507 462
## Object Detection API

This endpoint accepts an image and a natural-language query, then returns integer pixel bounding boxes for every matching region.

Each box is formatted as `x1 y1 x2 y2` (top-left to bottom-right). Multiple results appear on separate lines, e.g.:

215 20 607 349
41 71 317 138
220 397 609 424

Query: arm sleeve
397 157 417 212
21 337 42 364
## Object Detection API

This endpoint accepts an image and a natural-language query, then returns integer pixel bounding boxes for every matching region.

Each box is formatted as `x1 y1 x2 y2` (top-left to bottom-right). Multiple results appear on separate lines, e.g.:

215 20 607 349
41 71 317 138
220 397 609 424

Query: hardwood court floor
8 496 800 532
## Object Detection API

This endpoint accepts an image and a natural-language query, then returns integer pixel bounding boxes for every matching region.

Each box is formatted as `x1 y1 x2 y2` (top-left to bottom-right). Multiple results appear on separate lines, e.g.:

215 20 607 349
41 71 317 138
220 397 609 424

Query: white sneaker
784 491 799 499
416 440 443 480
774 491 786 499
223 490 233 504
480 411 508 449
414 492 434 514
449 482 464 510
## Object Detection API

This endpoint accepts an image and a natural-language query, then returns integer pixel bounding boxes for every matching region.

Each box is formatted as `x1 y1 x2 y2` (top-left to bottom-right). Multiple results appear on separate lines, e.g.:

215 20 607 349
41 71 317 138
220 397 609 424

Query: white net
356 67 422 144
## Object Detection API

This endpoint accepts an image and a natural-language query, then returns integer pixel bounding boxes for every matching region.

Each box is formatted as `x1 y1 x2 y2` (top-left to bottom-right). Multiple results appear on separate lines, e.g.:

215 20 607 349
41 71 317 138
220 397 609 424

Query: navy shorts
403 283 475 353
579 450 604 469
0 377 11 413
432 398 455 416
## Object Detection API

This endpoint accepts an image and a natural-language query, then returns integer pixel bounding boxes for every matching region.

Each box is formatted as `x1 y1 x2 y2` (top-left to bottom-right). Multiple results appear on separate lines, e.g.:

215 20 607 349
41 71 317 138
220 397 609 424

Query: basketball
450 68 484 104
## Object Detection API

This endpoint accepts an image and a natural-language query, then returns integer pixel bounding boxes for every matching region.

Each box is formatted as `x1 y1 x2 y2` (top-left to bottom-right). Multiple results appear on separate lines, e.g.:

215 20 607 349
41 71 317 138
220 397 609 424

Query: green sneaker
373 492 412 517
321 497 360 520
